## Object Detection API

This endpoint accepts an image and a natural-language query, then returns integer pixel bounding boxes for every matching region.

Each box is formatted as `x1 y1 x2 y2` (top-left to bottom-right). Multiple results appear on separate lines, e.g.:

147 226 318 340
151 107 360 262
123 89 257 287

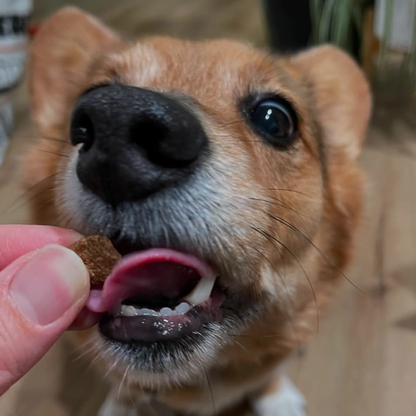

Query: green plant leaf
319 0 337 43
310 0 325 43
333 0 352 48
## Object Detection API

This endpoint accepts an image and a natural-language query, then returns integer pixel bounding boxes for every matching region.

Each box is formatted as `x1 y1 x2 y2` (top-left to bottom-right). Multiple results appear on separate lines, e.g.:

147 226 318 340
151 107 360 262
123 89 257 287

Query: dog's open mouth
85 249 224 343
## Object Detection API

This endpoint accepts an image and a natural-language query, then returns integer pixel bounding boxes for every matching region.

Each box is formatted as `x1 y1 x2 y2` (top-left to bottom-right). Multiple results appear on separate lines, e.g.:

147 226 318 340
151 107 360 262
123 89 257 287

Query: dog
22 7 371 416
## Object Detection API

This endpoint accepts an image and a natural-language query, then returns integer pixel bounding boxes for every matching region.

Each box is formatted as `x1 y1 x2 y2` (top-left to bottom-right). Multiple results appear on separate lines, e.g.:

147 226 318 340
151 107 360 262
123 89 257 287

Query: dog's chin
92 282 258 388
75 231 261 387
93 310 246 387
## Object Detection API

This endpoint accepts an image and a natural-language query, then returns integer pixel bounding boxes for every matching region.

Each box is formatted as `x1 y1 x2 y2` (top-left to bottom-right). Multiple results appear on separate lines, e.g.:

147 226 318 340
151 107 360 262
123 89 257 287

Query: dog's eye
248 98 298 147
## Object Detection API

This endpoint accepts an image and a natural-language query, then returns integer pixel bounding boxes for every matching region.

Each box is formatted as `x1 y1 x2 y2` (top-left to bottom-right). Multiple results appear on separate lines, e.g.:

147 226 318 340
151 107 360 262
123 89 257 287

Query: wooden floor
0 1 415 416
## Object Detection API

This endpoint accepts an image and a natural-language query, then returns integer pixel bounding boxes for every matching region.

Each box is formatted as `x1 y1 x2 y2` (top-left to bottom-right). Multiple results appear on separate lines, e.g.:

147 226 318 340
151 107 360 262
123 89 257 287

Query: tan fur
23 7 371 416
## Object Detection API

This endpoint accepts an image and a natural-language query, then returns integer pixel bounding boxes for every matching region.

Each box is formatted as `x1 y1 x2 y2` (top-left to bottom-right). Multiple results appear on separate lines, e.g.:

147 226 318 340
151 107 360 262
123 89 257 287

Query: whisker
70 340 104 375
203 368 216 416
41 136 71 145
118 364 131 400
230 337 246 351
104 356 122 379
8 189 56 218
264 188 314 199
248 196 315 224
14 134 71 145
77 354 102 376
36 148 70 158
71 347 98 364
70 338 99 363
125 367 137 413
216 120 245 129
252 226 319 334
0 172 60 219
268 196 318 222
252 246 300 349
267 213 364 293
208 134 267 143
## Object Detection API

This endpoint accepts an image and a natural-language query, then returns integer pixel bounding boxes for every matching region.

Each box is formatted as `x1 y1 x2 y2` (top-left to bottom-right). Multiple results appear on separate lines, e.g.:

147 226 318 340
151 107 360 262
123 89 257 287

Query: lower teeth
110 276 217 318
112 301 192 317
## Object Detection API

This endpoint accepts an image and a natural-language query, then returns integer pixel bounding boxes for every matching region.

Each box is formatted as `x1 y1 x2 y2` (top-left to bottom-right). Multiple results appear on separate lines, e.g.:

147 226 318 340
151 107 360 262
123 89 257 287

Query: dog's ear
293 45 372 160
30 7 122 134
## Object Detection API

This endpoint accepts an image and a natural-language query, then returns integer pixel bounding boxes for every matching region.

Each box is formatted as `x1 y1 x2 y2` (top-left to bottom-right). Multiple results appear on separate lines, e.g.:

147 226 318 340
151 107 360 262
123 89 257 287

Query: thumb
0 244 89 395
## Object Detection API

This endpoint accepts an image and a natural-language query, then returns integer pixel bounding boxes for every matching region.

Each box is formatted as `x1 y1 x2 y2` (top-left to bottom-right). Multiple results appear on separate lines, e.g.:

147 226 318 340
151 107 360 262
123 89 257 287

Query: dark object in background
262 0 311 52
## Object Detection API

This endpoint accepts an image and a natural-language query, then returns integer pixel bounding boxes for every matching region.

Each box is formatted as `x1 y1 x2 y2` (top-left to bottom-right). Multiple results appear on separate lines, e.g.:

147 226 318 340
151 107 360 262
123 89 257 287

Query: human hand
0 225 90 395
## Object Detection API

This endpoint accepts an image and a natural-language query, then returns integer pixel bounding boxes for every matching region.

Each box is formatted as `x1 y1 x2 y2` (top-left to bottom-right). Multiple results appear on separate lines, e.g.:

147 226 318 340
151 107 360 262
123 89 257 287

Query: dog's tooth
121 305 137 317
184 276 216 306
160 307 173 316
175 302 191 315
138 308 159 317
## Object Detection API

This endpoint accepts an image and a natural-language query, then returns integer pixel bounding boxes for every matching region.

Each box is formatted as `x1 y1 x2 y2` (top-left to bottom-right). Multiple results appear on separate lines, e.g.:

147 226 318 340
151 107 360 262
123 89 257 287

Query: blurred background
0 1 415 415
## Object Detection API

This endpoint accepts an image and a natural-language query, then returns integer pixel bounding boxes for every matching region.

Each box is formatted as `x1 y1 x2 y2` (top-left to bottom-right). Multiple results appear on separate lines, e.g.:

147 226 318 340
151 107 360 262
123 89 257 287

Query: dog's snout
70 84 208 204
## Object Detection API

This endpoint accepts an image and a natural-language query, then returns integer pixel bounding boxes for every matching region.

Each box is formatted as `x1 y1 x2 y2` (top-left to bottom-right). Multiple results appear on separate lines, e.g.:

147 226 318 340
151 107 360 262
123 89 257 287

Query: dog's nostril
70 112 95 151
131 119 169 149
130 119 192 169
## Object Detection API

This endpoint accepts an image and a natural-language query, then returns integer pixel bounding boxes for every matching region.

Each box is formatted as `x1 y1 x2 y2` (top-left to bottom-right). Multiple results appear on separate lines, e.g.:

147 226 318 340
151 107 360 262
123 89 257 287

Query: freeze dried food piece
70 235 121 285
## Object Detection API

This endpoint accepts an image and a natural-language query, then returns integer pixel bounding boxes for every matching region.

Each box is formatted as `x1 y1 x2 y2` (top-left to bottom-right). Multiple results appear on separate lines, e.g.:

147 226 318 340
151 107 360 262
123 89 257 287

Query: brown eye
246 97 298 148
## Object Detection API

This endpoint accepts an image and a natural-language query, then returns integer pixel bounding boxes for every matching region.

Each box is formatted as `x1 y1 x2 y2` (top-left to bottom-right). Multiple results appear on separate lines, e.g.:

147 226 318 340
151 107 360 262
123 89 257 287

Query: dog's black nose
70 84 208 204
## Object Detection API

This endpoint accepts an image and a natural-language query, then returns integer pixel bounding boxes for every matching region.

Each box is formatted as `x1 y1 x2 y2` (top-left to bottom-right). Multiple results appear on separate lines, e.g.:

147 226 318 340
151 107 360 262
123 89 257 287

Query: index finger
0 225 82 270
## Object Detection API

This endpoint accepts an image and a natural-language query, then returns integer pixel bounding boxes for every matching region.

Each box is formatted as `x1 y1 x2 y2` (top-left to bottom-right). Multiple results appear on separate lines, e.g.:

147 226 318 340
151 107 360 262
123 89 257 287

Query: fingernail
10 245 89 325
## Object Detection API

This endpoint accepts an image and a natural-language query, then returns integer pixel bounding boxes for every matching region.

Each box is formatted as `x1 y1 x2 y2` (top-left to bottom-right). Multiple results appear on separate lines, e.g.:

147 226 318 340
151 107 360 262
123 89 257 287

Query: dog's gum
70 236 121 285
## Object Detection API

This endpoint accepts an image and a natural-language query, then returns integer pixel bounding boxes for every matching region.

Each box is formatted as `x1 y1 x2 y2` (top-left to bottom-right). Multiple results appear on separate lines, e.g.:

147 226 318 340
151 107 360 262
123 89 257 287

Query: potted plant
262 0 373 60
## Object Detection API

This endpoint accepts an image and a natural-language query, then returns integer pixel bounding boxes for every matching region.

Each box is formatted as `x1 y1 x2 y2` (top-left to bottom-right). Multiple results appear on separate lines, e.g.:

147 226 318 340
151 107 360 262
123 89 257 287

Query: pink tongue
86 249 214 313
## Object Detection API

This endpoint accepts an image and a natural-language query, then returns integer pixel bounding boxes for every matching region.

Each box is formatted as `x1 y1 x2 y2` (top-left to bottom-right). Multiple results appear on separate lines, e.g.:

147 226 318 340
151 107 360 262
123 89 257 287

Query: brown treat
70 235 122 285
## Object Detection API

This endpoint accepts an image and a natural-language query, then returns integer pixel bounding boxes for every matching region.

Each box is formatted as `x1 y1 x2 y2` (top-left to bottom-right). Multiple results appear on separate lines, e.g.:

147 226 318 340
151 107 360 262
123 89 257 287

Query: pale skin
0 225 93 395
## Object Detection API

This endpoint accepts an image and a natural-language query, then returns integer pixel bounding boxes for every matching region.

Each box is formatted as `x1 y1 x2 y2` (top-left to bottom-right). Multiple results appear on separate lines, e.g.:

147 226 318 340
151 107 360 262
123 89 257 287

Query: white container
0 0 32 166
374 0 416 52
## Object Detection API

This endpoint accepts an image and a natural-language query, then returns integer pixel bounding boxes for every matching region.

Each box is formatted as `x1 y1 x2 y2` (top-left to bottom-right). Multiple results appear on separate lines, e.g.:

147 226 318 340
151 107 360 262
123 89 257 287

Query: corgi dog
23 7 371 416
